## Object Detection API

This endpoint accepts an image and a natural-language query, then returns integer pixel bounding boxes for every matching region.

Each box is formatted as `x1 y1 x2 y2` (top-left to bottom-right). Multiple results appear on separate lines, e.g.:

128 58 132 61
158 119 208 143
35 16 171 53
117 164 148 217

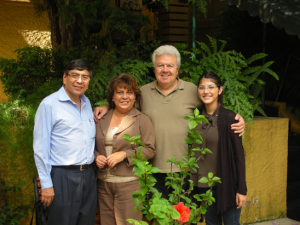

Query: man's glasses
67 73 90 82
198 85 219 91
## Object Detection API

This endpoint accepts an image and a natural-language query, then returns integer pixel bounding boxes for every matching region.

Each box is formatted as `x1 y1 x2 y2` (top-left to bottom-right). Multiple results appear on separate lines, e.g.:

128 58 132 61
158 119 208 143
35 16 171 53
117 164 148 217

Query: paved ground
249 218 300 225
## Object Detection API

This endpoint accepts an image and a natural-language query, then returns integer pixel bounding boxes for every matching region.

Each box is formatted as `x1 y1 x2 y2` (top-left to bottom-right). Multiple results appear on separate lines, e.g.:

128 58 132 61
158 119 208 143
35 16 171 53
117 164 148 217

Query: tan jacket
95 108 156 179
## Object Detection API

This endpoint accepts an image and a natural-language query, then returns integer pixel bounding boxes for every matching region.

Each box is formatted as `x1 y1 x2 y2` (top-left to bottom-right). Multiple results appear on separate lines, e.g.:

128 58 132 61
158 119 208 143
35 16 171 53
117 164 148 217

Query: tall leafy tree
33 0 111 50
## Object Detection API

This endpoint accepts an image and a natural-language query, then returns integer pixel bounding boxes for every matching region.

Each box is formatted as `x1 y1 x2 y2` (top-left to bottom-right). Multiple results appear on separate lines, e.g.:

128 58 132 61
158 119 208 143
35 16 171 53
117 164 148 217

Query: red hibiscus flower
173 202 191 222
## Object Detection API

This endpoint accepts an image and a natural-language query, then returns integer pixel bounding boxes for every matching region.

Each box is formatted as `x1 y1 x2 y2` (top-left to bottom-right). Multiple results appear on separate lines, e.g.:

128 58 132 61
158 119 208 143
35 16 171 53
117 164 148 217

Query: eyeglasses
67 73 90 82
198 85 219 91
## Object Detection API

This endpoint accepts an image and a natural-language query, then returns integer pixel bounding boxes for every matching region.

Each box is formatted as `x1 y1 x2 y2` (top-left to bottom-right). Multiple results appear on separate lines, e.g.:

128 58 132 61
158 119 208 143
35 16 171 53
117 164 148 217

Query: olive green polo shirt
140 79 202 173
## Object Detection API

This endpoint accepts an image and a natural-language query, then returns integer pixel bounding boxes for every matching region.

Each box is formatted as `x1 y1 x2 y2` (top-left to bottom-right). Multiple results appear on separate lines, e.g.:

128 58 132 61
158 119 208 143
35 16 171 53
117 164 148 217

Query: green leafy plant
0 100 36 224
108 4 151 44
0 40 160 107
176 36 279 123
123 108 221 224
0 178 30 225
33 0 111 49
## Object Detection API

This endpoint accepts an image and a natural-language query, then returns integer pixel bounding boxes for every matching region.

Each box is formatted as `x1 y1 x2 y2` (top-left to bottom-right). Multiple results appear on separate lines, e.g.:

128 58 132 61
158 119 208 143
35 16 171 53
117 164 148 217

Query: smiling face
63 69 90 101
112 86 136 114
198 78 223 108
154 54 179 91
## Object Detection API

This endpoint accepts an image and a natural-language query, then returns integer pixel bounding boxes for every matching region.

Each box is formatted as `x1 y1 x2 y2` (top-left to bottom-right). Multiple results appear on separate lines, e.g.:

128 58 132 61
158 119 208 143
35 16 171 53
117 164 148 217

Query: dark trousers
192 187 242 225
47 165 97 225
153 173 190 200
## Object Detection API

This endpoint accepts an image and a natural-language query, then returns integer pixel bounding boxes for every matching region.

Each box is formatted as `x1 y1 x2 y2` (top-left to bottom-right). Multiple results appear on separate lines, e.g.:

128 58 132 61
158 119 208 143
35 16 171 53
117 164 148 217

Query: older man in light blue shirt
33 59 96 225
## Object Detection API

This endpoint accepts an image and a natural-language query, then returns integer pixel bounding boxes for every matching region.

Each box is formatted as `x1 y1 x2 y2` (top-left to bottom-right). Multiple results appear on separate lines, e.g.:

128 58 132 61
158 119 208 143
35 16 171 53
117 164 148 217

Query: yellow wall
0 0 50 102
241 117 288 223
199 117 289 225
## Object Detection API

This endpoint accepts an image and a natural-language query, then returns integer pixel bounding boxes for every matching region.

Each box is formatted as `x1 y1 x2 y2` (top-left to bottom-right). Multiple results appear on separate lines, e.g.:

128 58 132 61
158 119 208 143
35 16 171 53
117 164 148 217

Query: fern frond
218 40 227 53
264 68 279 80
207 35 217 54
250 83 262 98
246 53 267 64
240 66 262 77
246 61 274 87
198 41 211 56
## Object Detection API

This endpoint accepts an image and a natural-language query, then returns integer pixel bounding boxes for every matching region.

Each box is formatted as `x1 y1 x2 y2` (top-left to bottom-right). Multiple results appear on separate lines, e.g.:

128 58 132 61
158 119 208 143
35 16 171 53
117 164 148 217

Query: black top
216 105 247 213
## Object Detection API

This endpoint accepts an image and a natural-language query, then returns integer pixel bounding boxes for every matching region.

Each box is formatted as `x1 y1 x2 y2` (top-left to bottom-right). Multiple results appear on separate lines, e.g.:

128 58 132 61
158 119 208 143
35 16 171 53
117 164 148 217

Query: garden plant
123 108 221 225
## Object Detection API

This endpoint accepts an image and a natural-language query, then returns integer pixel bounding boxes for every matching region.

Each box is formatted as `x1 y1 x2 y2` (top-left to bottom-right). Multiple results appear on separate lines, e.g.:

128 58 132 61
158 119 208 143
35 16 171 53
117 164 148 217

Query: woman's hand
231 114 245 136
95 155 107 168
93 105 109 123
107 151 126 168
236 193 247 209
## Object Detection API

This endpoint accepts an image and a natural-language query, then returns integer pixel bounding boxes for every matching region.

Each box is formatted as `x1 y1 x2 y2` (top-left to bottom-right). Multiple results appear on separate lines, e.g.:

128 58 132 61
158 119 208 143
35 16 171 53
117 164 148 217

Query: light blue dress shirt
33 86 96 189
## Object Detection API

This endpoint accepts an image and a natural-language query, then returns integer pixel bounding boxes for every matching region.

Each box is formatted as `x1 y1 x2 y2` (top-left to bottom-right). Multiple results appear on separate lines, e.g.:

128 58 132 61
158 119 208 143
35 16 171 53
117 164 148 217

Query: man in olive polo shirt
94 45 245 199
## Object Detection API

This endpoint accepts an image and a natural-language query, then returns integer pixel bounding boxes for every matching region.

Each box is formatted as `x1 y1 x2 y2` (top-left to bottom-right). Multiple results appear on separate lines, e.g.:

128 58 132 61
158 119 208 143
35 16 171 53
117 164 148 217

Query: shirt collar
202 103 221 128
150 78 184 90
58 86 87 103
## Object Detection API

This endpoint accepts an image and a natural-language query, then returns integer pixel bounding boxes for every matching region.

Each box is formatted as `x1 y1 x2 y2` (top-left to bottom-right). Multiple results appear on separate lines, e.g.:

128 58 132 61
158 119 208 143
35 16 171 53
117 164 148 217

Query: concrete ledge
249 218 300 225
279 109 300 133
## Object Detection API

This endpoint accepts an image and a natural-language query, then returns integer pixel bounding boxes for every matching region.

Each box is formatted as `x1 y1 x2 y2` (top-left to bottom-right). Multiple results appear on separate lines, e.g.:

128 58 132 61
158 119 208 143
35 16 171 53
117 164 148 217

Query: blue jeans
194 187 242 225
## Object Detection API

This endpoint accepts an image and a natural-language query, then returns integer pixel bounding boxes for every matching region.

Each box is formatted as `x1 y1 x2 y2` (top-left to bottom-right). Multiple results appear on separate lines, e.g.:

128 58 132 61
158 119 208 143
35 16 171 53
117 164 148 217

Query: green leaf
132 191 141 198
192 147 201 152
200 208 207 214
203 148 212 154
189 119 198 129
208 172 213 179
170 208 180 219
140 186 148 195
195 139 203 145
185 137 194 144
123 134 131 141
136 140 145 147
199 177 208 183
184 114 194 119
132 135 141 140
194 108 199 116
149 167 162 173
186 129 196 135
212 177 221 183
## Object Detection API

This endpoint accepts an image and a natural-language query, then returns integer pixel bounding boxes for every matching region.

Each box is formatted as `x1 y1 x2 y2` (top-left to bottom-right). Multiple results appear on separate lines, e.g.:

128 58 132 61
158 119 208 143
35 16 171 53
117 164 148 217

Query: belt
53 163 93 171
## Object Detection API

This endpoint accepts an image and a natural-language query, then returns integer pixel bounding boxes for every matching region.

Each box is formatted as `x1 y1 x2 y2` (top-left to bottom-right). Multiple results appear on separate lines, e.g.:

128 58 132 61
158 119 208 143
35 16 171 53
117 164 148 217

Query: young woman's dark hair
198 71 223 105
107 74 142 109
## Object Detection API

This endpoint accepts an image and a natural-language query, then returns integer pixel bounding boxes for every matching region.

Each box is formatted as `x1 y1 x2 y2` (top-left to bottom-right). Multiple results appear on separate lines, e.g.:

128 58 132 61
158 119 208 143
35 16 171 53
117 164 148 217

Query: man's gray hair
152 45 181 68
